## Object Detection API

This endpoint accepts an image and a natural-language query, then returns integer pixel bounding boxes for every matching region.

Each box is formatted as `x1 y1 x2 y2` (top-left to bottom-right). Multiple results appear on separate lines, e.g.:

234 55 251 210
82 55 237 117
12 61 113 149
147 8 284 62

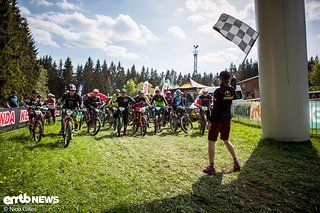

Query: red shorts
208 120 231 141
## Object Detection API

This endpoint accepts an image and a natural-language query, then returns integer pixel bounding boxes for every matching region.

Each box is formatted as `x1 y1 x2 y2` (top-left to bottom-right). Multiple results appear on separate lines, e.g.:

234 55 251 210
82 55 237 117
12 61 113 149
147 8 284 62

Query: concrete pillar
255 0 310 141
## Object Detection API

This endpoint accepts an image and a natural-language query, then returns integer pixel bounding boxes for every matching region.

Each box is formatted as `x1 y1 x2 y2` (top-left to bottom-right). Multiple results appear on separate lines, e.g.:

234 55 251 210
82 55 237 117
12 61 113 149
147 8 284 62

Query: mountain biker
85 89 103 133
58 84 82 132
133 90 150 121
26 89 44 136
44 93 56 123
151 89 168 118
112 88 135 135
203 71 240 175
172 89 185 113
195 88 213 118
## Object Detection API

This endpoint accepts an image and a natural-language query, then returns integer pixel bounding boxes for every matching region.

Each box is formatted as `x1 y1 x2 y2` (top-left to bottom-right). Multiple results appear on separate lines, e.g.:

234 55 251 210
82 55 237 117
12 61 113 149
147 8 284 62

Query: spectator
7 90 19 108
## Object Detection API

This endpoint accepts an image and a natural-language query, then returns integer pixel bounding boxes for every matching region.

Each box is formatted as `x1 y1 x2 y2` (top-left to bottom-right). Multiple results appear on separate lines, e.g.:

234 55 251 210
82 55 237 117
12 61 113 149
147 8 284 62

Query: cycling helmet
138 90 144 95
166 90 171 94
175 89 181 94
120 88 127 93
93 89 99 93
69 84 76 91
32 89 39 94
219 71 231 80
48 93 55 98
202 88 208 93
115 89 120 93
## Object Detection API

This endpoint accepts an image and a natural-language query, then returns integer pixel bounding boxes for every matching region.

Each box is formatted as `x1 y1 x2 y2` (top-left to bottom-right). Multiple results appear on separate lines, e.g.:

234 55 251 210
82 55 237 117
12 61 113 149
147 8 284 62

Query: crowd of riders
24 82 216 137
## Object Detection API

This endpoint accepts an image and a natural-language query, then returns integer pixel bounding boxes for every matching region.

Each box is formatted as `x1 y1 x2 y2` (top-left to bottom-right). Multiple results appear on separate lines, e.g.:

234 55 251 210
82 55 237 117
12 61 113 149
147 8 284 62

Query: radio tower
193 45 199 74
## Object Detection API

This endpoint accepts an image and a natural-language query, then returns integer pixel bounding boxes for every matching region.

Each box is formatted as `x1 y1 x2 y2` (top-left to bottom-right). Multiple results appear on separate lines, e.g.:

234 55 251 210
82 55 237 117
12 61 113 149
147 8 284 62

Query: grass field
0 121 319 212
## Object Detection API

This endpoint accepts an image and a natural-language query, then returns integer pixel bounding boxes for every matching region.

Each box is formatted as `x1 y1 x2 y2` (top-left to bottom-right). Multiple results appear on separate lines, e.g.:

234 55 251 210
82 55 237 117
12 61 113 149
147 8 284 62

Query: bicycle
102 106 114 130
131 107 148 136
199 106 208 135
61 108 79 148
42 104 55 124
28 106 44 143
154 106 166 134
87 108 102 136
170 106 193 134
114 107 126 137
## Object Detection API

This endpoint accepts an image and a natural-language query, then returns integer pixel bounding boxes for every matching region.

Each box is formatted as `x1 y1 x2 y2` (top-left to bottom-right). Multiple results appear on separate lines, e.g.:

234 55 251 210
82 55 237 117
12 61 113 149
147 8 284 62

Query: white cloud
20 6 31 16
30 28 59 47
199 48 239 63
306 0 320 21
57 0 80 11
25 11 158 60
167 26 188 40
105 45 139 60
30 0 53 7
185 0 255 34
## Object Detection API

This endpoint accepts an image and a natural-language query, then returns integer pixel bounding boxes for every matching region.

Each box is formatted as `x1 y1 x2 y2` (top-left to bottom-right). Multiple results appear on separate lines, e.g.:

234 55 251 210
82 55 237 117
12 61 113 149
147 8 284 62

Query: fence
232 100 320 137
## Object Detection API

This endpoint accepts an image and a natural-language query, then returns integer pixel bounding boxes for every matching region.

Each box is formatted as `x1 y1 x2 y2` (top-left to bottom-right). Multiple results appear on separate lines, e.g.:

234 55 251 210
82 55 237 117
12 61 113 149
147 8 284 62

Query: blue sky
18 0 320 75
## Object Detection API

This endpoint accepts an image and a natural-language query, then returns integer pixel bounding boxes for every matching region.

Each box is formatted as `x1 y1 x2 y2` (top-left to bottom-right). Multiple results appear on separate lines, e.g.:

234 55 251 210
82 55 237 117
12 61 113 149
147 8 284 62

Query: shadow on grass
105 139 320 212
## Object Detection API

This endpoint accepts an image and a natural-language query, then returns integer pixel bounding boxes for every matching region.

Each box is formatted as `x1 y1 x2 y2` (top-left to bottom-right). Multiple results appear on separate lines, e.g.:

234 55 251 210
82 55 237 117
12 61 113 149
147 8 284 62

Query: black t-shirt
26 97 41 107
209 84 235 122
61 93 82 109
86 96 102 108
113 96 135 108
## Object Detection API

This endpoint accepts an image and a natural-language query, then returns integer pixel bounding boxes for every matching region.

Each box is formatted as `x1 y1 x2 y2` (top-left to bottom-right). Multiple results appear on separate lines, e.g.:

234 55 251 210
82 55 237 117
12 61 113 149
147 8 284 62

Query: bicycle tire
117 117 123 137
181 115 193 134
33 120 43 143
64 120 72 148
89 118 101 136
141 116 147 136
200 115 207 135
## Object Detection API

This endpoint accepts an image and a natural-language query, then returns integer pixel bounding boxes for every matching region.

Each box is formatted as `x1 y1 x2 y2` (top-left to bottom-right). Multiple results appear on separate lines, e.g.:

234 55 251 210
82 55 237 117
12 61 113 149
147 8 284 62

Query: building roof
237 75 259 84
179 77 207 89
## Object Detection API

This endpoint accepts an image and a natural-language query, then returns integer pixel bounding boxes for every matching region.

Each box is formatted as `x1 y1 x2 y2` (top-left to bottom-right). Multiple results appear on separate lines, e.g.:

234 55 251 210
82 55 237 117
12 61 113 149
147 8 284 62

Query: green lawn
0 121 319 212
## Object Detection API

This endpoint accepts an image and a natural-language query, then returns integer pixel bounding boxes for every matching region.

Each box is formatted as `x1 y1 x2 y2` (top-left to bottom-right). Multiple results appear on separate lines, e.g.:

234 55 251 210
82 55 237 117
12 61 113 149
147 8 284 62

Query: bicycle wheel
200 115 207 135
141 116 148 136
33 120 43 143
154 115 159 134
117 117 123 137
169 116 178 132
181 115 193 134
64 120 72 148
79 114 85 130
89 118 101 136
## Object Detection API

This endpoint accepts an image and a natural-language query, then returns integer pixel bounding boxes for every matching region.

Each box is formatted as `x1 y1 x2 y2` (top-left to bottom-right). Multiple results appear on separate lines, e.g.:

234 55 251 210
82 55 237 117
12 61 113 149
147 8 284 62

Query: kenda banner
0 108 60 132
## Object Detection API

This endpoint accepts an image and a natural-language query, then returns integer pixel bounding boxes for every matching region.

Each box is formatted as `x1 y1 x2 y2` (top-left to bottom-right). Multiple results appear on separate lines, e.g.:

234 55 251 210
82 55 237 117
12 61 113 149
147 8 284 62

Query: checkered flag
213 13 259 54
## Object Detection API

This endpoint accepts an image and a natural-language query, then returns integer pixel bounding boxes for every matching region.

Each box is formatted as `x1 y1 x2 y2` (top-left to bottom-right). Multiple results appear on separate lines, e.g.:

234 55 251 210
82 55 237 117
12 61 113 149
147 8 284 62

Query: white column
255 0 310 141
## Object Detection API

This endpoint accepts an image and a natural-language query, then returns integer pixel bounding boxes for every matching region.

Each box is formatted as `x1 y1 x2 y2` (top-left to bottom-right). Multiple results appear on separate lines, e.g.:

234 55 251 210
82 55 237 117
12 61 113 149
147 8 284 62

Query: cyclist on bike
26 89 44 136
133 90 150 121
195 88 213 118
44 93 56 123
151 89 167 116
58 84 82 132
172 89 185 113
112 88 135 135
84 89 103 133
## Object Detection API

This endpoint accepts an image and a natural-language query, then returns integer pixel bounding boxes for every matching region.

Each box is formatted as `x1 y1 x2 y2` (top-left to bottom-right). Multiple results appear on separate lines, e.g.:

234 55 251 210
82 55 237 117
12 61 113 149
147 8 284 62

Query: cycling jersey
151 95 167 107
172 96 184 109
113 96 135 108
26 97 41 107
196 95 213 108
60 93 82 109
86 96 102 109
165 95 172 107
